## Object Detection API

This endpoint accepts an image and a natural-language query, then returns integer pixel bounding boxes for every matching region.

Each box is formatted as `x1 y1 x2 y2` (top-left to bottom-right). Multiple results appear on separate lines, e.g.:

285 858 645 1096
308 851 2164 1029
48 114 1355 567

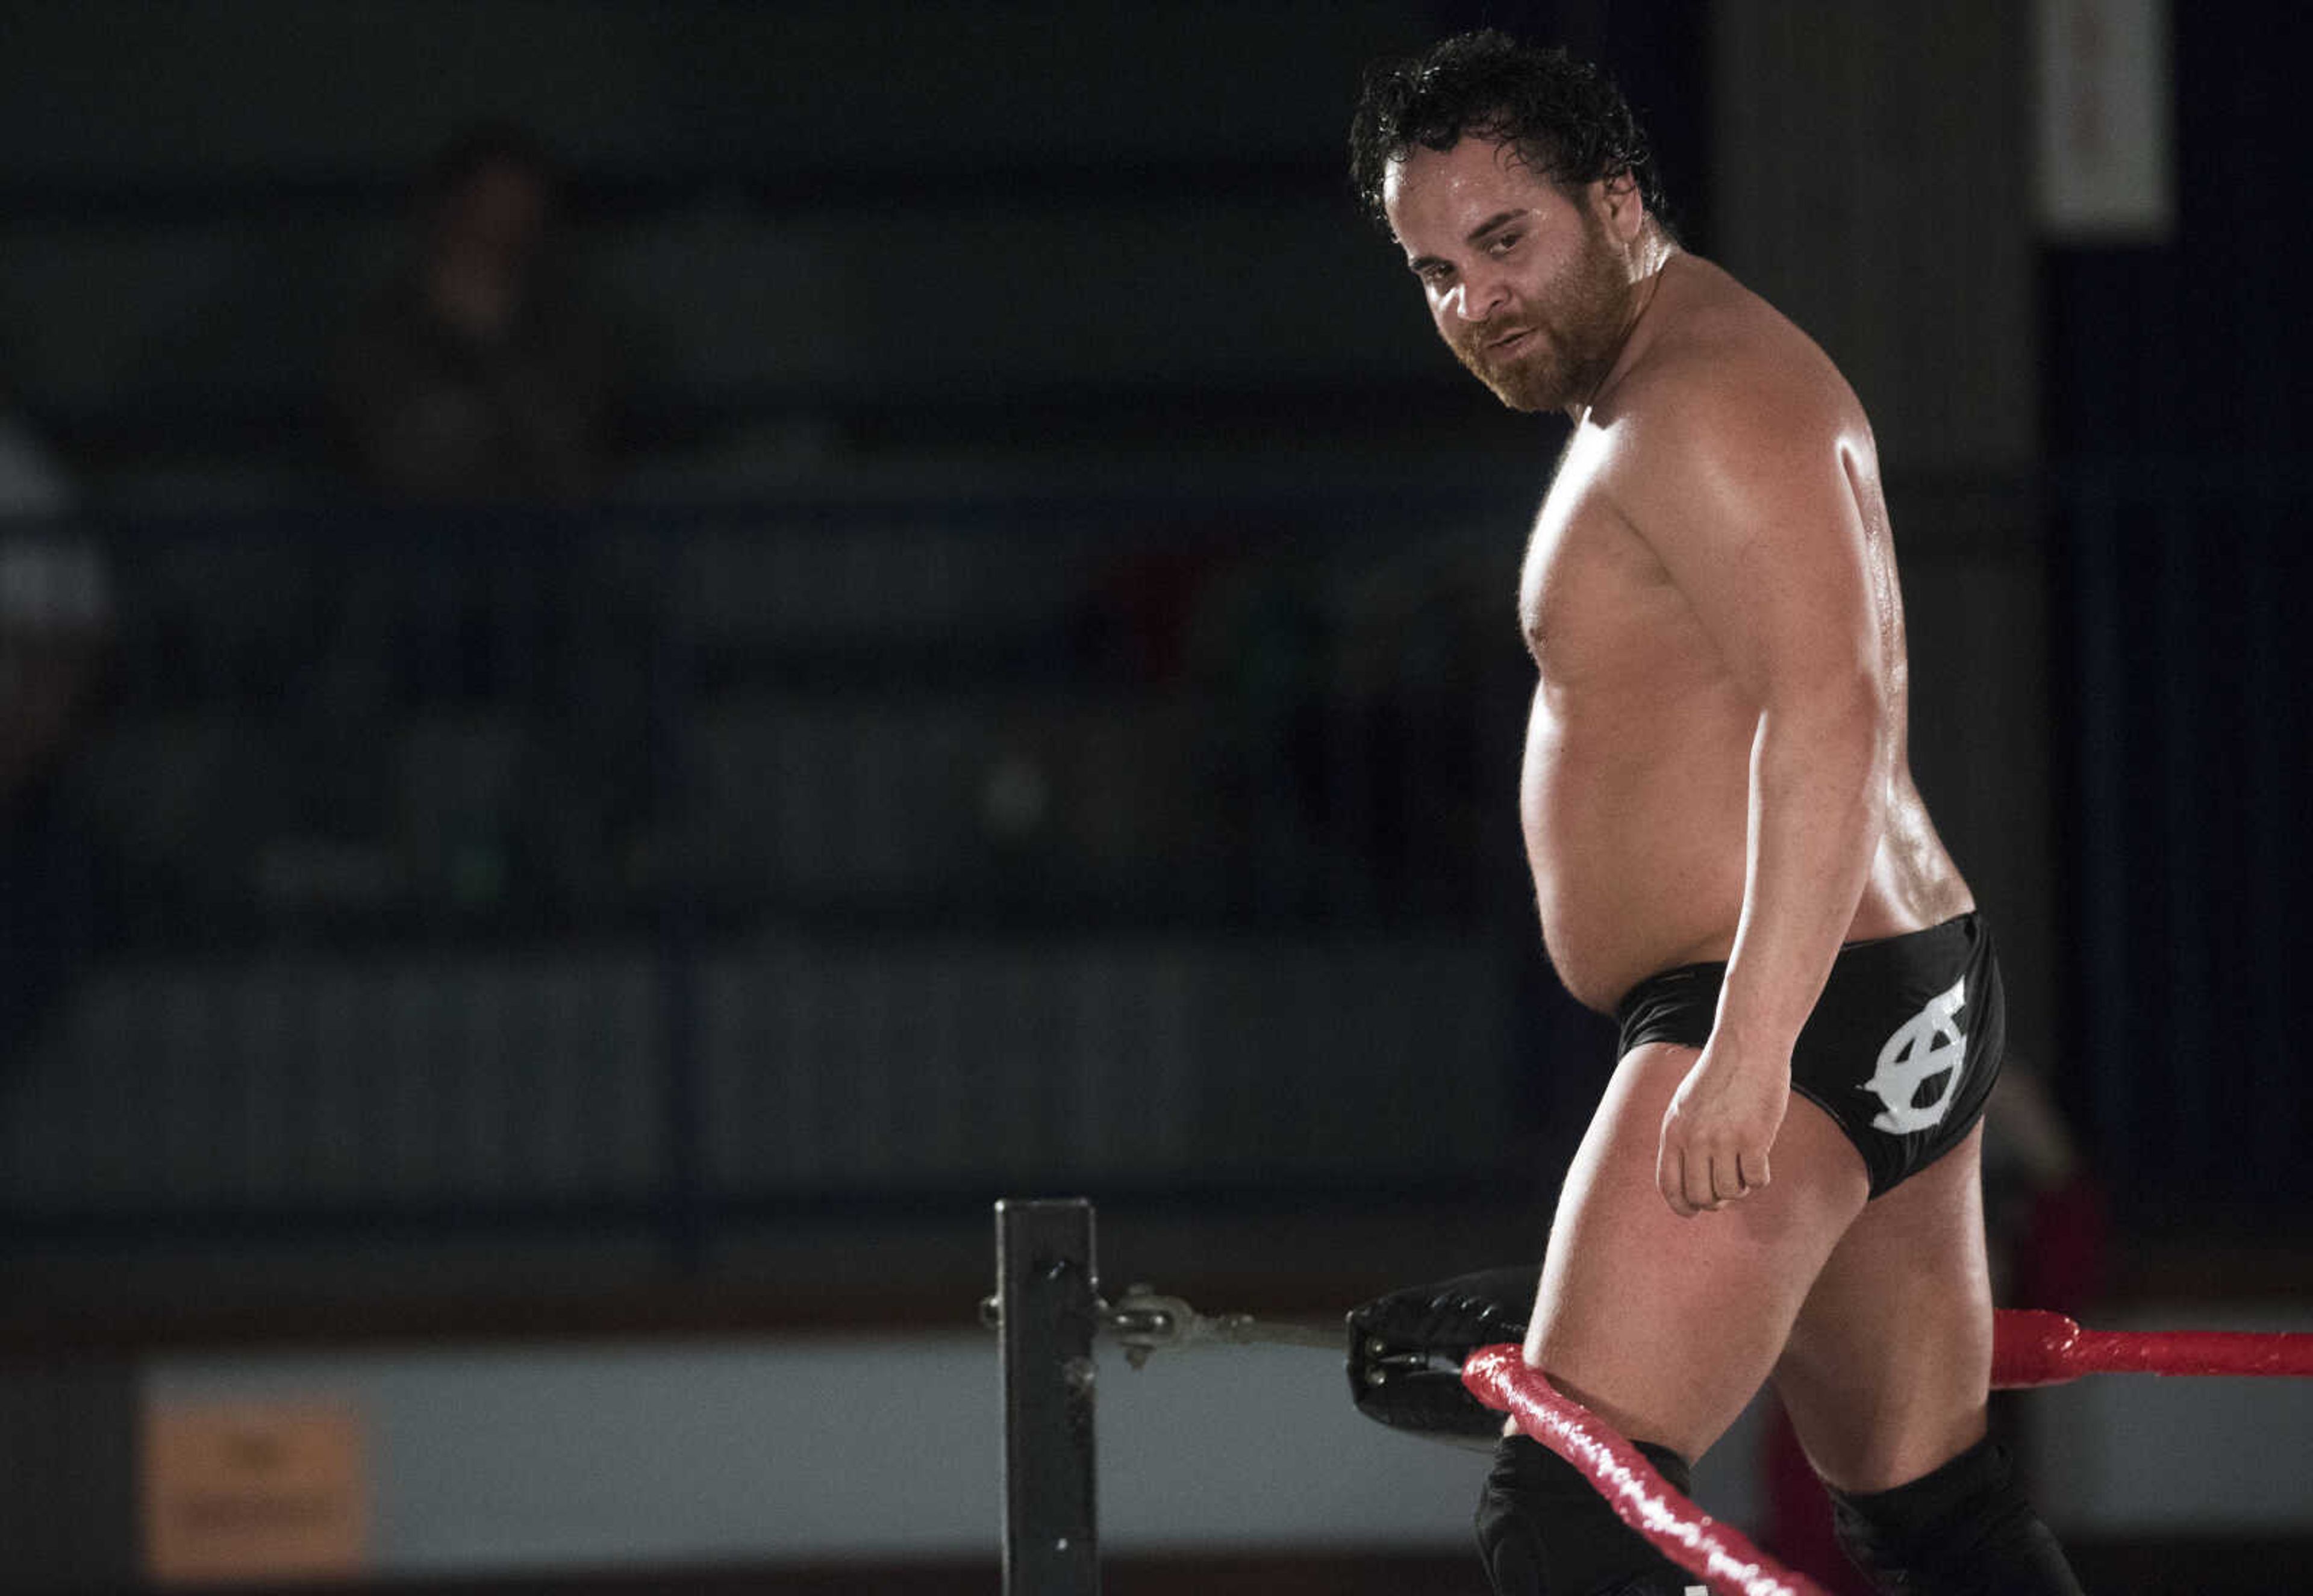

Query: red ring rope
1463 1309 2313 1596
1988 1307 2313 1386
1461 1345 1831 1596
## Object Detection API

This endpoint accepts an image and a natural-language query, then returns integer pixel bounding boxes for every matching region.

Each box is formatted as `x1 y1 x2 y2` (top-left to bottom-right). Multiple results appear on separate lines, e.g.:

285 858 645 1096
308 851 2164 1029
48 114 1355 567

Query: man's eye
1487 232 1523 255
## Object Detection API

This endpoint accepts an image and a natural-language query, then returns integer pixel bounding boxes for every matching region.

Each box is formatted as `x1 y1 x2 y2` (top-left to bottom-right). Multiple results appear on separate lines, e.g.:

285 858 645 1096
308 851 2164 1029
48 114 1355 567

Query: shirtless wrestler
1350 34 2081 1596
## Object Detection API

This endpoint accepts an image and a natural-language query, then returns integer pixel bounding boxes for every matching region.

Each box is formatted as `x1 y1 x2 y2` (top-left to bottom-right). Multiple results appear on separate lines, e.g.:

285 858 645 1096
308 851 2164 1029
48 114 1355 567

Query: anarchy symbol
1862 975 1968 1134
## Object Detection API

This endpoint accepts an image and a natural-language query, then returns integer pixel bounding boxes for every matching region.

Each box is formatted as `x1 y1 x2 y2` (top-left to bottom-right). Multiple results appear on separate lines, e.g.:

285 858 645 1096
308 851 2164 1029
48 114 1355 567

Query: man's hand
1656 1043 1790 1217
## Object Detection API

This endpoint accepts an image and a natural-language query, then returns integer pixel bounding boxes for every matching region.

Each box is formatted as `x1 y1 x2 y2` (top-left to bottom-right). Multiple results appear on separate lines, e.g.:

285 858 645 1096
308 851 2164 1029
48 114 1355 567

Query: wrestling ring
987 1197 2313 1596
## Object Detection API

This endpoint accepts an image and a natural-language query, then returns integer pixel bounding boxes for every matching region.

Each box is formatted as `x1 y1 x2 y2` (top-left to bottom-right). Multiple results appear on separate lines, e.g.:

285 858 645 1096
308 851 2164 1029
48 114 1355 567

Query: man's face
1382 137 1635 413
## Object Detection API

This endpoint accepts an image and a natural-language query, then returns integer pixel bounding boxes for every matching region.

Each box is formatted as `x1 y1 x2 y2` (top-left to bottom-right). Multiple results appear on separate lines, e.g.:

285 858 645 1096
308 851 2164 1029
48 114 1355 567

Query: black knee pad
1828 1434 2084 1595
1474 1433 1702 1595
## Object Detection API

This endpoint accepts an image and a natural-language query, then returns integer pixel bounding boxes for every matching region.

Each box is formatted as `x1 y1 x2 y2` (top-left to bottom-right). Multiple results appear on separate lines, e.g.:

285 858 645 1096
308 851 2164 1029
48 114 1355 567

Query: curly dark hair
1349 31 1670 234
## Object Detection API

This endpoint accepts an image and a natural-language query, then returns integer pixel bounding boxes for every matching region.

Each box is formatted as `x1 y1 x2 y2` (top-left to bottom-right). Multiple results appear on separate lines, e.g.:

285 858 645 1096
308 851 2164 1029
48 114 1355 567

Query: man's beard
1450 215 1634 413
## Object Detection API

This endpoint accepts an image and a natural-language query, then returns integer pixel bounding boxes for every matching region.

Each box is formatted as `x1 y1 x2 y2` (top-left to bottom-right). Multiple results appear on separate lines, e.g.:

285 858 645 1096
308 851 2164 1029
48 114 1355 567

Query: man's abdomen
1519 695 1753 1012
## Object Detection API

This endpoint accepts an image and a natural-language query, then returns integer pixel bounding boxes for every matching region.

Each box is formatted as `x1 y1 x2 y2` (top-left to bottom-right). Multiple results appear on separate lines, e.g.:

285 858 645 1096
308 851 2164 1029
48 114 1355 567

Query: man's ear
1596 170 1645 241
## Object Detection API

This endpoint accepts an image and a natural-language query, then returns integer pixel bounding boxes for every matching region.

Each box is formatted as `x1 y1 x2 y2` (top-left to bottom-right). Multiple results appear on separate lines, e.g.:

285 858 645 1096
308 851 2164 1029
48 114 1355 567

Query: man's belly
1520 708 1753 1011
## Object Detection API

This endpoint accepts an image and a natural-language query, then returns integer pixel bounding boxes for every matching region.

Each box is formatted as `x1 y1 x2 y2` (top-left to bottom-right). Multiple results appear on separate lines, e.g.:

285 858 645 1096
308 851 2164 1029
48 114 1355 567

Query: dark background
1 1 2308 1590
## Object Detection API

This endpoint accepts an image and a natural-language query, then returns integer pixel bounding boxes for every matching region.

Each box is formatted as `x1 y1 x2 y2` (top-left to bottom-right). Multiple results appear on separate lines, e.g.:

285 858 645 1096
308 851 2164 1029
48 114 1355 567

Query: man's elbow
1761 667 1893 775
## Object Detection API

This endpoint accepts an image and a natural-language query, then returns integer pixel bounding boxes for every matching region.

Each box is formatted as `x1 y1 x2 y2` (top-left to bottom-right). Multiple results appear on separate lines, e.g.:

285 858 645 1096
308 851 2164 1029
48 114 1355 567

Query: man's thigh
1773 1122 1994 1492
1524 1041 1871 1462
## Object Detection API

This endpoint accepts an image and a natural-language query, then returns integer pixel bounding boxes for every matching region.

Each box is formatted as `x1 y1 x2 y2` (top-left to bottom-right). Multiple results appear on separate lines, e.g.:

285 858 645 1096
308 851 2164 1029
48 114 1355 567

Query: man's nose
1450 272 1509 323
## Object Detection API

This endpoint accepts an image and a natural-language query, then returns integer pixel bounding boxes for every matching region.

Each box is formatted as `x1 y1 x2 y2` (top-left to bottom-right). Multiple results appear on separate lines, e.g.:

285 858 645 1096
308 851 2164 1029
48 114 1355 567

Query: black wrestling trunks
1614 914 2003 1197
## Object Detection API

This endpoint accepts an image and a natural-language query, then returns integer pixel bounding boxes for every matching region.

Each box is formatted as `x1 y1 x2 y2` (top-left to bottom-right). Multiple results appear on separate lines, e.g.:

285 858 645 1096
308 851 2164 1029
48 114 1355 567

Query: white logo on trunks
1862 976 1968 1134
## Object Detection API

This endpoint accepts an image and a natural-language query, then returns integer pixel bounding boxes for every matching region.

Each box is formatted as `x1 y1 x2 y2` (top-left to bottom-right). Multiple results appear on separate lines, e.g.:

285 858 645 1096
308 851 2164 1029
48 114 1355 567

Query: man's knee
1828 1434 2082 1595
1474 1434 1701 1596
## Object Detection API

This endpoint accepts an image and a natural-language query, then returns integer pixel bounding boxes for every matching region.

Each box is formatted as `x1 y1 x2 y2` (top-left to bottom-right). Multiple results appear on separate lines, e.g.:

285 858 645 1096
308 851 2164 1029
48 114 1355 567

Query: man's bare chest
1517 451 1693 691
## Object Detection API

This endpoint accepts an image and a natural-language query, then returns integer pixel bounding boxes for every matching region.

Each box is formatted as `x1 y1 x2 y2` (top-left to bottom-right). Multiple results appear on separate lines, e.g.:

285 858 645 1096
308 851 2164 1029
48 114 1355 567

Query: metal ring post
996 1197 1101 1595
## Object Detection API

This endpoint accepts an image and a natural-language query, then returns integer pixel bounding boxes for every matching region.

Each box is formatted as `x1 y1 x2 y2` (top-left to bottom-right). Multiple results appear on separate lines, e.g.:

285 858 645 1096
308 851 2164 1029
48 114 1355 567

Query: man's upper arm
1609 372 1887 711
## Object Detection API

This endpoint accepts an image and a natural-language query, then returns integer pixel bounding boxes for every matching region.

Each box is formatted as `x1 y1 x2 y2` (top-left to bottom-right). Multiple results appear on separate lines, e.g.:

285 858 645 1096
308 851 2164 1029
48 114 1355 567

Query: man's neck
1564 237 1680 424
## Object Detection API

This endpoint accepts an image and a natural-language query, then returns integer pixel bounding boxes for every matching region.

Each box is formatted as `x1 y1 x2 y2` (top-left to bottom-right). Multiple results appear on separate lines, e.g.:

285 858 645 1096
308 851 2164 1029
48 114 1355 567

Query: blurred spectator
332 123 617 500
2 382 113 1065
1 378 104 803
1980 1061 2108 1316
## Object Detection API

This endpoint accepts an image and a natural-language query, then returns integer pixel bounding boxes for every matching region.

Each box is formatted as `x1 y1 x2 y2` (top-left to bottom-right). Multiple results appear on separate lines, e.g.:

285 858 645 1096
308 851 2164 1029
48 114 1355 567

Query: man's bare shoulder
1598 255 1868 475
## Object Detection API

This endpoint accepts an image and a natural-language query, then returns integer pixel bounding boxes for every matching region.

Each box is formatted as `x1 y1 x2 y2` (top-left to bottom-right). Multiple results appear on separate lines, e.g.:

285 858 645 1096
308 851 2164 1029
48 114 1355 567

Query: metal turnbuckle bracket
982 1280 1346 1370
